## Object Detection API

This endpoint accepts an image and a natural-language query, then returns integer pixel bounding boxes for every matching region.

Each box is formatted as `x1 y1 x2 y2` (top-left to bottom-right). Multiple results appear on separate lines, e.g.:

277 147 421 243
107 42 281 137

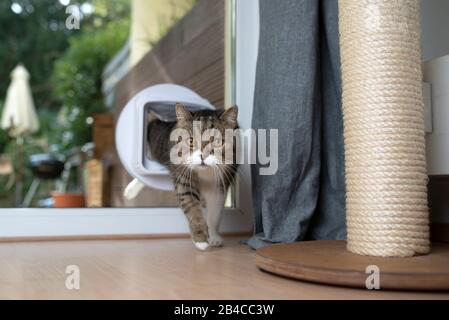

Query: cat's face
171 104 238 171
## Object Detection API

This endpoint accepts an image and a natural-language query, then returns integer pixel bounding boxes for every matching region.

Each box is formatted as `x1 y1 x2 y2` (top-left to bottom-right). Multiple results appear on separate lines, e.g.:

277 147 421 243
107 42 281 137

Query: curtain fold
248 0 345 249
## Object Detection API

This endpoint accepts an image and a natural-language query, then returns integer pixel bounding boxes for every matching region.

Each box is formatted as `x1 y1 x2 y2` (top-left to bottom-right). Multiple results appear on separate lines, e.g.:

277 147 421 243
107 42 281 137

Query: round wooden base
255 240 449 291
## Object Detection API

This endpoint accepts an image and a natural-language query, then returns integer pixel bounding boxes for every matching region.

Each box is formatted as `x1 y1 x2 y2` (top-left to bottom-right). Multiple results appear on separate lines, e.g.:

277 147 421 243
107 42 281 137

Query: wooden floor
0 237 448 299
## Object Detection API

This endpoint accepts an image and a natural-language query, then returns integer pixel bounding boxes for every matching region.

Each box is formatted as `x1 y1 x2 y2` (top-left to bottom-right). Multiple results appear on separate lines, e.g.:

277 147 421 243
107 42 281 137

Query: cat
148 103 239 250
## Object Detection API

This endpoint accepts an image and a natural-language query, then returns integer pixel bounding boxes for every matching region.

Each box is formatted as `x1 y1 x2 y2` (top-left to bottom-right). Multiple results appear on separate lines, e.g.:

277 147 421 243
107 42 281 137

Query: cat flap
146 101 215 122
138 83 215 122
116 83 215 192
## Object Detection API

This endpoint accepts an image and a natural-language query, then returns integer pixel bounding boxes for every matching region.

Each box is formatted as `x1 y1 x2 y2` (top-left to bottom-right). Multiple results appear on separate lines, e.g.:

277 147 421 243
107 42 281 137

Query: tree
0 0 130 205
0 0 75 111
50 18 129 151
0 0 130 142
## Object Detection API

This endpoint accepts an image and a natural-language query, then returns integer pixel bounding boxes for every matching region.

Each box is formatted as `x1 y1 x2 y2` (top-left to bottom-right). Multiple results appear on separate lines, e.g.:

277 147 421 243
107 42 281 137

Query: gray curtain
248 0 346 249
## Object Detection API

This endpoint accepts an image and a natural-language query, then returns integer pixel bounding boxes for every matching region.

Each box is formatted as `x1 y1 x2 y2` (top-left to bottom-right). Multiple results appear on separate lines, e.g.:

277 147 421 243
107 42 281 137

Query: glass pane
0 0 235 208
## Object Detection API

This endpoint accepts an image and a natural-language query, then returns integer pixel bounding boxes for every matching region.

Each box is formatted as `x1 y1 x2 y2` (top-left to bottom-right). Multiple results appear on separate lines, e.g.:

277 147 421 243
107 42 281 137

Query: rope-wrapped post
339 0 430 257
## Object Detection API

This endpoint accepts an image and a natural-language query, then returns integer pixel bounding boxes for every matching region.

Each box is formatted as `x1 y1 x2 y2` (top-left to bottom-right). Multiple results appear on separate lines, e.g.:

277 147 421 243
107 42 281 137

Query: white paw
208 234 223 247
194 242 209 251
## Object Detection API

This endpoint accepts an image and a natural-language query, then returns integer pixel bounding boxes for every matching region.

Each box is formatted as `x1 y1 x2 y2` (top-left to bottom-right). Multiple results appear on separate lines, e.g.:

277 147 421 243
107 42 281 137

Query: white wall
421 0 449 61
421 1 449 223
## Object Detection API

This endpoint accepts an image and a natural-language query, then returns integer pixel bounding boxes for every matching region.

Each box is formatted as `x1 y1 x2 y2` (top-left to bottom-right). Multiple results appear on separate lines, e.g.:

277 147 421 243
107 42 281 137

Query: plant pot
52 192 85 208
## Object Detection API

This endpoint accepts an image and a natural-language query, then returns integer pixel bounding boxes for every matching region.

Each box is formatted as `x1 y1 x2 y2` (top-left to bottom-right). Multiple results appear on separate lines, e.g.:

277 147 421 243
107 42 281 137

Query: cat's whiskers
223 164 248 188
215 165 228 192
212 165 221 189
218 164 241 191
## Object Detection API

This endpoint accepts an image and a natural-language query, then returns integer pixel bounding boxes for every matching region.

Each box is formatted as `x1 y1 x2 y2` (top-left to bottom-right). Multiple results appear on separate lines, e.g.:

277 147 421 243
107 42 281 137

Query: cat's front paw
194 242 209 251
208 234 223 247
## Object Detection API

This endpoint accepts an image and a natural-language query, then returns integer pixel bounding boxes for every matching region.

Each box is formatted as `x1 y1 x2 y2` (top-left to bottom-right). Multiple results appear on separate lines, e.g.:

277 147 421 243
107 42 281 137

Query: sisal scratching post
338 0 430 257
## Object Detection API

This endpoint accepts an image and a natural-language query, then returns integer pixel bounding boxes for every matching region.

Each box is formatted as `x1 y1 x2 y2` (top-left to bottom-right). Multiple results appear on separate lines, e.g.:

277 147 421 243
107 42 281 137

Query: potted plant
51 146 86 208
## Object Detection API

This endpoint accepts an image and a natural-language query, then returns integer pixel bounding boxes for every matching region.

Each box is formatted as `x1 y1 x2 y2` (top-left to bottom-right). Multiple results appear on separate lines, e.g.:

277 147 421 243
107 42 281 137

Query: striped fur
148 104 239 249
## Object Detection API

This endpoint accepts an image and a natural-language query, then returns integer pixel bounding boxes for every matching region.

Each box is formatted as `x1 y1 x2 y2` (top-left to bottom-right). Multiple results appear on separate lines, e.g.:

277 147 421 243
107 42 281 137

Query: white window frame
0 0 260 239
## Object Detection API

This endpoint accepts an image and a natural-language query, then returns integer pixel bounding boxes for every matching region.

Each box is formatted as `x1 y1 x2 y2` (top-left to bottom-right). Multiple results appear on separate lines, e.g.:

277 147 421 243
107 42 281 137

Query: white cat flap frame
115 84 215 198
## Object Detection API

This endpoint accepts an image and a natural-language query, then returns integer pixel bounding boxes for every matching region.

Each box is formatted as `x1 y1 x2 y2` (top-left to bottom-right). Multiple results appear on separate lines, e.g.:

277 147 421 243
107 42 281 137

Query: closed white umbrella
1 64 39 136
1 64 39 206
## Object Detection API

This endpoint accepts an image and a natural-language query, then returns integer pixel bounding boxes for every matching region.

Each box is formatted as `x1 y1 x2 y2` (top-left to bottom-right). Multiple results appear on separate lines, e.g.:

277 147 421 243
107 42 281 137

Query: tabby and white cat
148 104 239 250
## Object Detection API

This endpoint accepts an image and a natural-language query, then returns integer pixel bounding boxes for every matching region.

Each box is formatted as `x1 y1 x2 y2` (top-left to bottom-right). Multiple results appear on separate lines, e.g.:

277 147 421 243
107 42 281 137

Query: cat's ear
220 105 238 128
175 103 191 123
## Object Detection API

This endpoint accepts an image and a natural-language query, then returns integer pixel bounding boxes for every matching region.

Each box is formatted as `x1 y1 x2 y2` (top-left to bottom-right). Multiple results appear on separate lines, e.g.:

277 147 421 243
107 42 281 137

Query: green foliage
0 0 130 152
0 0 73 205
0 101 10 154
0 0 130 205
50 18 128 151
84 0 130 28
0 0 75 111
0 130 8 154
0 136 45 205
